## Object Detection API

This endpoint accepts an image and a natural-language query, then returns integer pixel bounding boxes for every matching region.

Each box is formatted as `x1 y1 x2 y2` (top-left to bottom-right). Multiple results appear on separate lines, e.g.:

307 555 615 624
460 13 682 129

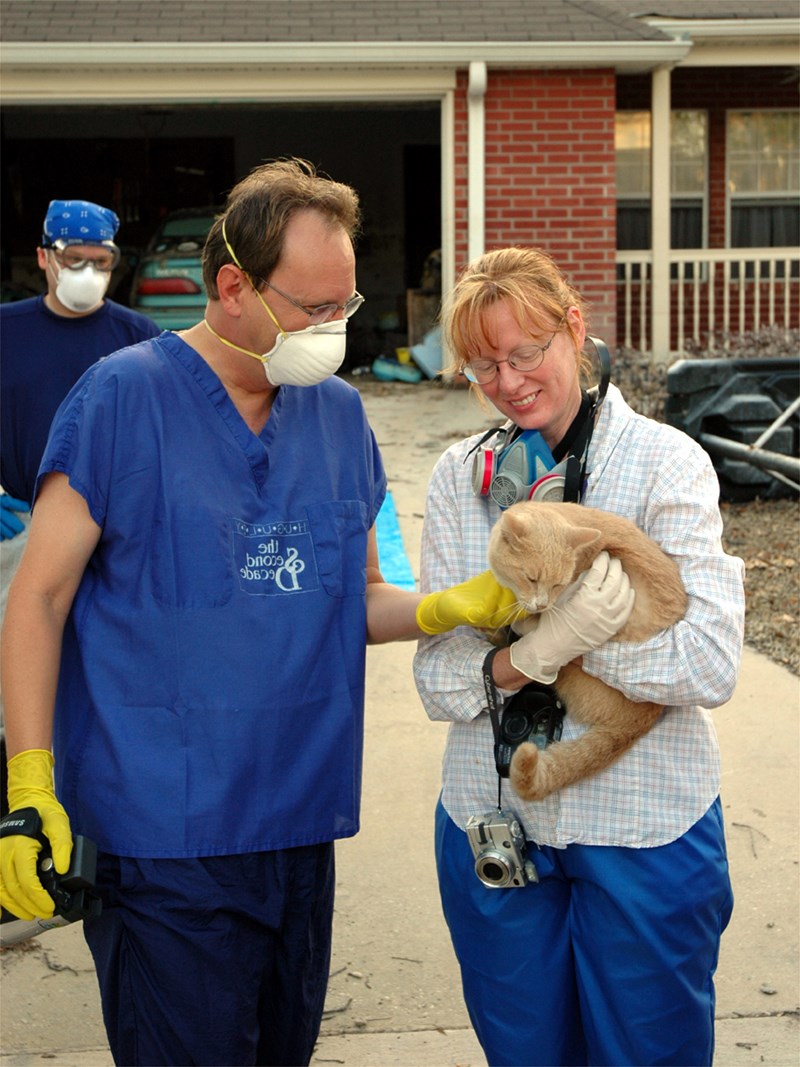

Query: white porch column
467 60 487 263
651 65 672 361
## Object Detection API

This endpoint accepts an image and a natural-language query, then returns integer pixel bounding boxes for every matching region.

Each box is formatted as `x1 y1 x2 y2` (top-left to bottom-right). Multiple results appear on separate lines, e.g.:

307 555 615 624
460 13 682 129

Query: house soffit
2 40 692 74
1 66 461 106
642 16 800 62
1 44 694 105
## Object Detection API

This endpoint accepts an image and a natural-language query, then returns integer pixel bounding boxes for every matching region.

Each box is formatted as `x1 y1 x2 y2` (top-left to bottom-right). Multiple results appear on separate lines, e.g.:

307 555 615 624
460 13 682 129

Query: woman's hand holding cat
509 551 635 684
416 570 526 635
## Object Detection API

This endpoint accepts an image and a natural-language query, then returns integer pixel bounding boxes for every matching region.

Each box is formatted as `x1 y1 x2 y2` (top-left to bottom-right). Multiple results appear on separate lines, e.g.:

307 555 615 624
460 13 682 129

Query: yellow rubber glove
0 750 73 921
417 570 526 635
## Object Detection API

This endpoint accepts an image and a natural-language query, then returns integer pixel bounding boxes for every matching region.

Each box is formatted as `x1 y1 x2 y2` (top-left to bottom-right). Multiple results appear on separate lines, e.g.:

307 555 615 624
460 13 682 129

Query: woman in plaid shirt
414 247 745 1066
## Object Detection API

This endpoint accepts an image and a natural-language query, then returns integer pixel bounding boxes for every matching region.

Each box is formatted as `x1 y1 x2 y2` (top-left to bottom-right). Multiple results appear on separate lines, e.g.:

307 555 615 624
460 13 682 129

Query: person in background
0 159 513 1067
1 198 160 521
413 246 745 1066
0 199 160 809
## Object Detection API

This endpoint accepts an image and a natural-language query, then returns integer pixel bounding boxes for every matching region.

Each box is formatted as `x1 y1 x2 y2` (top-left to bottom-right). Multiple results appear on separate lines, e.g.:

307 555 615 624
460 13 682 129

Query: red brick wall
453 68 618 347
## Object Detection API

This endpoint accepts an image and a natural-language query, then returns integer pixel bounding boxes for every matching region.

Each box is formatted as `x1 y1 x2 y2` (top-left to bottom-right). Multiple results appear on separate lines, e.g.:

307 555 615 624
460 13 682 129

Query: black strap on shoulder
557 335 612 503
562 415 593 503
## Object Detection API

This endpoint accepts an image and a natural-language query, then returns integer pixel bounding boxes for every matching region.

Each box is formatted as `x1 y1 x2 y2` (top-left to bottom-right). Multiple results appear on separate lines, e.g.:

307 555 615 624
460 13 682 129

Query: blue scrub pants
83 843 335 1067
435 798 733 1067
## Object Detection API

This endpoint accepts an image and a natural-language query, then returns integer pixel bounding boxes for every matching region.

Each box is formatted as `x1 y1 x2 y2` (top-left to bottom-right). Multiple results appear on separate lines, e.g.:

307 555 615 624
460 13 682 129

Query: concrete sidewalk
1 383 798 1066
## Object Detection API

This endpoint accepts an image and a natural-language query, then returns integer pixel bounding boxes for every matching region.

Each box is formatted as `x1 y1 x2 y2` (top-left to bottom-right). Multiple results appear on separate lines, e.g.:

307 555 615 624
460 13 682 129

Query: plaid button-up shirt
413 384 745 848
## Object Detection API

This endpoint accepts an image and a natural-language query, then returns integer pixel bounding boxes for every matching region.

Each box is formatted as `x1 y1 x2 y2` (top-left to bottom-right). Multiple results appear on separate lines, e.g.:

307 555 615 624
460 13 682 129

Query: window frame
725 108 800 251
615 109 709 253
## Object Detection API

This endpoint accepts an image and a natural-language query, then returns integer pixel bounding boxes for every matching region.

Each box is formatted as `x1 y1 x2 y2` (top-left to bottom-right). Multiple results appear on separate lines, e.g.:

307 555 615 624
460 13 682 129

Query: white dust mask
203 316 346 388
259 319 347 386
54 263 109 313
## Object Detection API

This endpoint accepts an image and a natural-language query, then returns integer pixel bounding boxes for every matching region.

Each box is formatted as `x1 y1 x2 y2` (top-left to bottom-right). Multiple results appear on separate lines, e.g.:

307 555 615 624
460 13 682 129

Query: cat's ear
568 526 602 572
501 508 528 544
567 526 601 552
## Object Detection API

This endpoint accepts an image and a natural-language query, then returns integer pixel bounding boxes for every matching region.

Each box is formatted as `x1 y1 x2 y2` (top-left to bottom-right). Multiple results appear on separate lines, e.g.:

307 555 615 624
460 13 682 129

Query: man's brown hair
202 157 361 299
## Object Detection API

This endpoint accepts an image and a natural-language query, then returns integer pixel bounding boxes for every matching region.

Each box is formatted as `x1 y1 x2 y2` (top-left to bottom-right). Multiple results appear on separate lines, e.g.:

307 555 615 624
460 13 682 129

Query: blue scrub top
39 331 386 857
0 295 160 503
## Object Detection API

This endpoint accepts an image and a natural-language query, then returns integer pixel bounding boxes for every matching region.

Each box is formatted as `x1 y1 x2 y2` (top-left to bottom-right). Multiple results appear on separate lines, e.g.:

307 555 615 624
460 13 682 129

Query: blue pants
84 844 335 1066
435 798 733 1067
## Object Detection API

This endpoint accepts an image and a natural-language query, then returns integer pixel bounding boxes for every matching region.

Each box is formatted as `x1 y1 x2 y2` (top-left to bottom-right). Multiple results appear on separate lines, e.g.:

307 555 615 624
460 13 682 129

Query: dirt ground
721 497 799 676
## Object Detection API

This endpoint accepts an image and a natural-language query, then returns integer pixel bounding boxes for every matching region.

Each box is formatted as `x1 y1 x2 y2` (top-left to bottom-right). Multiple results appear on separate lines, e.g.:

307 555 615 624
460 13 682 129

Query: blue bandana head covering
42 200 120 247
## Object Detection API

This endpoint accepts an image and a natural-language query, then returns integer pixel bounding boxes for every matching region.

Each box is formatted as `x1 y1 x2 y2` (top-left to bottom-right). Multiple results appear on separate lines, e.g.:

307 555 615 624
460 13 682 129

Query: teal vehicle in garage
130 207 218 329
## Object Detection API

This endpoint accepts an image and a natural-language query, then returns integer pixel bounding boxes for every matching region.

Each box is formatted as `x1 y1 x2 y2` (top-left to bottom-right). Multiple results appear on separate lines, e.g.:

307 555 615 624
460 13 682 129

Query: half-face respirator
471 428 570 510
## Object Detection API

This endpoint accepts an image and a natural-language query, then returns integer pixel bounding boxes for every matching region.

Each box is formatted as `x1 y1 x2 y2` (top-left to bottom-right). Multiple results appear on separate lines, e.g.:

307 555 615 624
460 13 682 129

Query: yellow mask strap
221 218 285 337
203 317 266 363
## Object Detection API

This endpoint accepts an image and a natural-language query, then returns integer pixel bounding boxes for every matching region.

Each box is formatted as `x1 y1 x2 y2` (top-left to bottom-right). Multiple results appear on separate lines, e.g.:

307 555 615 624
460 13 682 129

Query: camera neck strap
482 646 507 810
482 646 505 744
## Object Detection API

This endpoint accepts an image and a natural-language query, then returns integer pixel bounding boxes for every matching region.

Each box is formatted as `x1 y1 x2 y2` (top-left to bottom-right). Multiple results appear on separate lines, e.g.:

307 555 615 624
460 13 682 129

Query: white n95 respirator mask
260 319 347 387
203 316 347 389
54 264 110 314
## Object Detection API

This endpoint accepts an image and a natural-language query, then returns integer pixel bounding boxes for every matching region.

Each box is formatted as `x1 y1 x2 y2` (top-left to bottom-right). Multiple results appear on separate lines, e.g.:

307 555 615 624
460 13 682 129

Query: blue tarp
410 326 443 379
375 490 416 590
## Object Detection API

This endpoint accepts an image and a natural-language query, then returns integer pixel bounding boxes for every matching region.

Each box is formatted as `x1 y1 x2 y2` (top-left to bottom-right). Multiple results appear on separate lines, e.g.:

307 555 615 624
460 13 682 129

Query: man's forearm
365 581 424 644
1 583 64 757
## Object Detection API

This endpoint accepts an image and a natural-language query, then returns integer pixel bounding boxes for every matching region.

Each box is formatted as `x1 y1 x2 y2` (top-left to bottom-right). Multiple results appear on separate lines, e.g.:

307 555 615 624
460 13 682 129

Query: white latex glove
509 551 635 684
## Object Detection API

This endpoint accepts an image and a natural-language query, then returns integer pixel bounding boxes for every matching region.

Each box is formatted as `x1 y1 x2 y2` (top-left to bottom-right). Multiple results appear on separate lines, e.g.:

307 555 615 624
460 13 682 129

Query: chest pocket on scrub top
306 500 369 597
151 506 234 608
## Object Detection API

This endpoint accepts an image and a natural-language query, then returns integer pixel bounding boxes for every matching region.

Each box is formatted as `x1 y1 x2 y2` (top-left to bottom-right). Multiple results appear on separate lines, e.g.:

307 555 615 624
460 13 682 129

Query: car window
160 215 216 239
149 214 216 253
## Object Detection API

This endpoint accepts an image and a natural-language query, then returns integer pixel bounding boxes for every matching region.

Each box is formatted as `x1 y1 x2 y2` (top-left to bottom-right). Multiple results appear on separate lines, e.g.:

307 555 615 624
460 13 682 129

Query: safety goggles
46 238 121 273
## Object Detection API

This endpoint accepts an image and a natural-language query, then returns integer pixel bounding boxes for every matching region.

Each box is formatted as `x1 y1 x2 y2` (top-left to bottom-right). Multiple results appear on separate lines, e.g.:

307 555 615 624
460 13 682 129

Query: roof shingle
0 0 676 44
2 0 794 47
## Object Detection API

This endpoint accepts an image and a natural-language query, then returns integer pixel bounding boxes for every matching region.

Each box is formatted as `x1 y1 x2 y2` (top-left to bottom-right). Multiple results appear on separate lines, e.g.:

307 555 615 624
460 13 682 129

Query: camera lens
502 712 532 742
481 860 506 883
475 850 515 888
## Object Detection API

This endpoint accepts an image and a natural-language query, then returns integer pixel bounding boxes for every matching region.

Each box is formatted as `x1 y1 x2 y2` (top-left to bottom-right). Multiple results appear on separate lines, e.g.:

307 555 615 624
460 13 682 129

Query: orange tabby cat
487 500 688 801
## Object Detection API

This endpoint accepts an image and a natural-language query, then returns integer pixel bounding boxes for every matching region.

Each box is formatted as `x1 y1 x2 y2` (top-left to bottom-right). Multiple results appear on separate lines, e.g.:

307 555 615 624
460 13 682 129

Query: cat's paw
509 742 542 801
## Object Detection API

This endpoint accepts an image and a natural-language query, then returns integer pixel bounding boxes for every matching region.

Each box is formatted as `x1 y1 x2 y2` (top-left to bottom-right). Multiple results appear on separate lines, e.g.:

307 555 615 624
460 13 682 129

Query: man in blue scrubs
0 159 512 1066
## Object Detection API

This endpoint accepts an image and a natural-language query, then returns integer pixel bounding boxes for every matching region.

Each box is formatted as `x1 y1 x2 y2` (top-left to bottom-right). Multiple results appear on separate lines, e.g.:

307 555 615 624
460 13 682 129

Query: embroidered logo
233 518 319 595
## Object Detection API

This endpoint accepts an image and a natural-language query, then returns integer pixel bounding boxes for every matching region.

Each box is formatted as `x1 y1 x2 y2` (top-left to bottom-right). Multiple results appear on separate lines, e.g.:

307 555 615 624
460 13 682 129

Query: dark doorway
403 144 441 291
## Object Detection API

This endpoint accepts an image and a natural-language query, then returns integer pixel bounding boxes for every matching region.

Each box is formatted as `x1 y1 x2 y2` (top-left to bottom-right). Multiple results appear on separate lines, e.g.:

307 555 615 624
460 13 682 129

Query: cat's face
487 505 600 614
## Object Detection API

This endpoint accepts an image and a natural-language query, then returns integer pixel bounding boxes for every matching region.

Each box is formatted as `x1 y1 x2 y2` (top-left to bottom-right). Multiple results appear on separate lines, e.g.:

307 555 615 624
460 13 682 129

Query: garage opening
1 101 442 368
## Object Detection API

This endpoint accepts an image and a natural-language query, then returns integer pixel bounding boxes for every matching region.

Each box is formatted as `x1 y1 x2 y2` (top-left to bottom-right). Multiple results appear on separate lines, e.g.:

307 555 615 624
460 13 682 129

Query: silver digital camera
466 809 538 888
